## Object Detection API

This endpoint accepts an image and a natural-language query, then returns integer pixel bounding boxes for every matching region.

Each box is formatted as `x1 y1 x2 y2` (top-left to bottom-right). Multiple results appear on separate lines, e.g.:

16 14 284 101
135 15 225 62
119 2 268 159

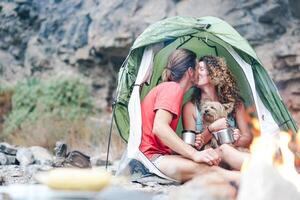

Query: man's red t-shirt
139 81 184 160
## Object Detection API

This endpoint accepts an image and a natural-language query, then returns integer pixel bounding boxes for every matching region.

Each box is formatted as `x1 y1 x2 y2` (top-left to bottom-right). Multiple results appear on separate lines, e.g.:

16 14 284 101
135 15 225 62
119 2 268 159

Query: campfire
238 119 300 200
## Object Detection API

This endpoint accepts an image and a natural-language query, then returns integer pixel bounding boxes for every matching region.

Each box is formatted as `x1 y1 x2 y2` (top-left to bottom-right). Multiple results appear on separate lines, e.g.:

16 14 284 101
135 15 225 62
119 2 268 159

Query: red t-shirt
139 81 184 160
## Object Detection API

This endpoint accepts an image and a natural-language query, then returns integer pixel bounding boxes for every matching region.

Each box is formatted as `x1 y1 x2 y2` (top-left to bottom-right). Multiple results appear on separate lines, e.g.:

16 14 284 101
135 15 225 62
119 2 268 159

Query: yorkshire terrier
200 101 234 149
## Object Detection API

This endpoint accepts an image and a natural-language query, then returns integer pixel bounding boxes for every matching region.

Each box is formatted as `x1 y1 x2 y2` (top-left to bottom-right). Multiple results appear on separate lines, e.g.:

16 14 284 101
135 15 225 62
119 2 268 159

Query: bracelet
207 125 213 134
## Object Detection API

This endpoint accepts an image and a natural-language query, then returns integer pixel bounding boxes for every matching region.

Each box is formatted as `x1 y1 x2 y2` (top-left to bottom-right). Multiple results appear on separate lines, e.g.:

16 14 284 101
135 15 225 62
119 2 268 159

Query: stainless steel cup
182 130 196 146
213 128 234 145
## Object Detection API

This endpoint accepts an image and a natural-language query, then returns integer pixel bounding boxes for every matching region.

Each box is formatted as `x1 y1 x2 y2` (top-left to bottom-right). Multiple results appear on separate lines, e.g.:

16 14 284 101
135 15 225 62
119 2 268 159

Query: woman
183 55 252 171
139 49 240 182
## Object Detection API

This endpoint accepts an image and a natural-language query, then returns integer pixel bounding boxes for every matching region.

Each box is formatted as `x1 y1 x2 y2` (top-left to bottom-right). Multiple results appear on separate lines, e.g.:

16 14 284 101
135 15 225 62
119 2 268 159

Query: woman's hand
232 128 241 146
192 148 221 166
195 134 205 150
209 117 229 132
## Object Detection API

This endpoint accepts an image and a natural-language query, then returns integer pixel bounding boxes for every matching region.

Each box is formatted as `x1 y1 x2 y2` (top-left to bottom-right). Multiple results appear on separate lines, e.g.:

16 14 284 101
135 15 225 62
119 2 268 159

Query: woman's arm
182 101 196 131
233 103 253 148
182 102 212 148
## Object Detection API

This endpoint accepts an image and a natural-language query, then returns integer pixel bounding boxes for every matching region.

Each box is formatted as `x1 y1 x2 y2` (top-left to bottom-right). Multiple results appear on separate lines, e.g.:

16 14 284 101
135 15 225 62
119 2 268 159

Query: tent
112 16 298 180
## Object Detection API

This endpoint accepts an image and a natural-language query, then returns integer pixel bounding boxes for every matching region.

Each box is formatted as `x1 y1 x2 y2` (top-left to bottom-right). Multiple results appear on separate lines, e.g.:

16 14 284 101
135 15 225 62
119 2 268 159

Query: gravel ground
0 164 175 200
0 165 53 185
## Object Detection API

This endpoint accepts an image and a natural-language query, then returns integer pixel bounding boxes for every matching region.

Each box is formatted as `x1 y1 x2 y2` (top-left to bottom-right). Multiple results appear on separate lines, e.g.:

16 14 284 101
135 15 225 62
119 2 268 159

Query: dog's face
201 101 234 124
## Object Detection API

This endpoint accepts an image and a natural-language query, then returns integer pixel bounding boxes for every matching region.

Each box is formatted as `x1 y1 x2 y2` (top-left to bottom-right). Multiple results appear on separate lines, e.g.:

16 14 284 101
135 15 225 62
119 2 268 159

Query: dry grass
4 113 126 161
0 90 13 132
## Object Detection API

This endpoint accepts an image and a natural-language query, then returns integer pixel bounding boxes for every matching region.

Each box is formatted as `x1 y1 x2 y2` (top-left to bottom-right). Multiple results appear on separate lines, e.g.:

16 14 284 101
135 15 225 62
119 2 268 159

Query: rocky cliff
0 0 299 122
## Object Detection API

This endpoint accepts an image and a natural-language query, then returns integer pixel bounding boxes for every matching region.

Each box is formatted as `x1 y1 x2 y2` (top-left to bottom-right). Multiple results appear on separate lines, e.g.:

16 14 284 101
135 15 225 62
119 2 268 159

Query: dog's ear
223 102 234 115
211 77 221 86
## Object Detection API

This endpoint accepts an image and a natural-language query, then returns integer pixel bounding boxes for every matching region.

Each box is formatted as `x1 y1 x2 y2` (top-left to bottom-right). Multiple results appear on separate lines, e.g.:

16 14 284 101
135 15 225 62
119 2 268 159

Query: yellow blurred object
251 118 261 137
35 168 111 191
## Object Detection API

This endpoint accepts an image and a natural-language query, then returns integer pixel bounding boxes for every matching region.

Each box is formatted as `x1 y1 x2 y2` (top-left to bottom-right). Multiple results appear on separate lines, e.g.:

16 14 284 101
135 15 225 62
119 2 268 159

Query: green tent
112 16 298 180
114 16 297 139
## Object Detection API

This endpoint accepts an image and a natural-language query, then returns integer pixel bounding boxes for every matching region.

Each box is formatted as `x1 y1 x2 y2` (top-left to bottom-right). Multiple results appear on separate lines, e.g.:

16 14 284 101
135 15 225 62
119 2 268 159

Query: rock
0 165 37 185
90 156 107 166
131 175 178 187
30 146 53 165
0 50 28 85
289 0 300 19
279 82 300 124
0 176 5 185
97 186 154 200
176 0 224 18
24 37 55 75
0 148 16 165
65 150 91 168
16 148 34 166
11 171 23 177
0 152 8 165
6 155 17 165
25 164 53 177
0 143 17 155
54 141 68 158
258 3 286 24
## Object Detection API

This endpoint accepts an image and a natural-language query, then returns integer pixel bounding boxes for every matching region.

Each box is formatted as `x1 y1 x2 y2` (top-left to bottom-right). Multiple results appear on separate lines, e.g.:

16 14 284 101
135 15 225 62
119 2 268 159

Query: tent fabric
126 46 176 180
114 16 298 143
132 16 261 65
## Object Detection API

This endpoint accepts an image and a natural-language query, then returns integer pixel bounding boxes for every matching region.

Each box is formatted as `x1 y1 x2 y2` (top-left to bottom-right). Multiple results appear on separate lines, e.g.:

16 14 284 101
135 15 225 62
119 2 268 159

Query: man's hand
192 148 221 166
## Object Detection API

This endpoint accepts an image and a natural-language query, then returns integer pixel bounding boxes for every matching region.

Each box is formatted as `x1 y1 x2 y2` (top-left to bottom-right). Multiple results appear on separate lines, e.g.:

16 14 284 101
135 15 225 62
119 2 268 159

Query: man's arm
153 109 197 160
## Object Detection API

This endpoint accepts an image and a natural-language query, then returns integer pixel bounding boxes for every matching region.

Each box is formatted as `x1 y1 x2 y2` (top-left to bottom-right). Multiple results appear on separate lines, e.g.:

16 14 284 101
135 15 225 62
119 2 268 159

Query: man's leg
156 155 240 182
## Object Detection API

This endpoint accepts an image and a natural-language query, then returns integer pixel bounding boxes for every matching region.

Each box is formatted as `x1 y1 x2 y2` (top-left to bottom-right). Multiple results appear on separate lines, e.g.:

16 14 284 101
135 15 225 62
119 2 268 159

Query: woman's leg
218 144 251 170
156 155 240 183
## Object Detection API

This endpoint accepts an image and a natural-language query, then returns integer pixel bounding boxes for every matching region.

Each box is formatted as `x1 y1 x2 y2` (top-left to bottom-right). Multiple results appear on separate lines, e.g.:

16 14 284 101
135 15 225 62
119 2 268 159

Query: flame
241 134 276 172
251 118 261 138
245 107 260 138
240 137 260 172
241 117 300 191
276 131 300 191
238 113 300 200
295 129 300 171
297 129 300 145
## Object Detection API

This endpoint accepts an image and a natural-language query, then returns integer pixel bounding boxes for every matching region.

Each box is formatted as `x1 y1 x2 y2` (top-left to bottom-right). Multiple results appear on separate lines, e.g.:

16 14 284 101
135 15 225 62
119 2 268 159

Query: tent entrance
141 34 255 106
139 34 257 135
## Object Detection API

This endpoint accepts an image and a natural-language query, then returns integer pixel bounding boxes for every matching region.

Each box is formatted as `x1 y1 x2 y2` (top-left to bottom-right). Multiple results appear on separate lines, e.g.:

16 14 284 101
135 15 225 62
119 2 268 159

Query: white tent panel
127 45 176 180
226 46 279 136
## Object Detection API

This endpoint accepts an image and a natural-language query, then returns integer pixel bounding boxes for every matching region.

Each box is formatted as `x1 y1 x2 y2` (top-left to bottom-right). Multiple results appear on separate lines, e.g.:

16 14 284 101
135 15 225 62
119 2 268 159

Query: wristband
207 125 213 134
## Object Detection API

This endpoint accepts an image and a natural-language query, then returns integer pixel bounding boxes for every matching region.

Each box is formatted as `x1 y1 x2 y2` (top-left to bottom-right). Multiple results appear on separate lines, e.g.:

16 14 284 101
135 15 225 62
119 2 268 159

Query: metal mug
182 130 196 146
213 128 235 145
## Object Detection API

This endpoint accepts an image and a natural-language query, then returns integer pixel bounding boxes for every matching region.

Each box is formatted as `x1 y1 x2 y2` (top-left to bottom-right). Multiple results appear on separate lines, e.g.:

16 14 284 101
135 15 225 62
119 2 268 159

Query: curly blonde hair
192 55 241 112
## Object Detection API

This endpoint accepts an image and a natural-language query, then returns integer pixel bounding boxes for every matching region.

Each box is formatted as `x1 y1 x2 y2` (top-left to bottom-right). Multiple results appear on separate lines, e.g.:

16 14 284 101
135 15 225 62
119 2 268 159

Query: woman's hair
192 55 241 112
162 48 197 82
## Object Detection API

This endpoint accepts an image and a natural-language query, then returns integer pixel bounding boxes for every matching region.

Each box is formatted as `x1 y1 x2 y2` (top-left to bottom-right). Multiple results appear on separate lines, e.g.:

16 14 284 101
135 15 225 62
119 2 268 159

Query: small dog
200 101 234 149
201 101 234 125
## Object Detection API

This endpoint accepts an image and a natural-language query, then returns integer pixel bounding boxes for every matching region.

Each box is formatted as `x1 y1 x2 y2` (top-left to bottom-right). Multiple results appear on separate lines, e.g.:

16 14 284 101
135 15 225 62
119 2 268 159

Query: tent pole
105 51 132 170
105 101 116 170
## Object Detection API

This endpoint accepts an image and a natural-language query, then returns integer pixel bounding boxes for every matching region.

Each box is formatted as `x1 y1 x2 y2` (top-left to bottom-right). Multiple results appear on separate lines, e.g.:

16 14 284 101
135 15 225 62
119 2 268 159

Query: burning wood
238 127 300 200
